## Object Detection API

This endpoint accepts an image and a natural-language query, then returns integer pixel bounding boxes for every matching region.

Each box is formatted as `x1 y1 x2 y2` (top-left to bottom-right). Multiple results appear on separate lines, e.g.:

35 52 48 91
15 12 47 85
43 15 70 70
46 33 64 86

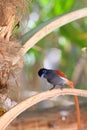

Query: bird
38 68 73 90
38 68 81 130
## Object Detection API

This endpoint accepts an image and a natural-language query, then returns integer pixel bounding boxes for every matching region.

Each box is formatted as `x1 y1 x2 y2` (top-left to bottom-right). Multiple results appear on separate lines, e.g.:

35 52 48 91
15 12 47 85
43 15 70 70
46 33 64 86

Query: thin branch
12 7 87 65
72 53 87 84
0 88 87 130
7 105 87 130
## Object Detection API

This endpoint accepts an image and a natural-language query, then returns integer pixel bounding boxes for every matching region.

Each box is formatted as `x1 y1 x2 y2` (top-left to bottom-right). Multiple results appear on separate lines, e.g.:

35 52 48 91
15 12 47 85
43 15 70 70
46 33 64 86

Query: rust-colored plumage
38 68 81 130
55 70 67 78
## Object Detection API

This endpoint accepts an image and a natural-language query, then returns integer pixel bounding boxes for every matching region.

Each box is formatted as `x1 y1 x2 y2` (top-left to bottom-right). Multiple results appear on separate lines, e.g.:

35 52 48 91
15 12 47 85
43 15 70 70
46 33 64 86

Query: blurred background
4 0 87 129
16 0 87 104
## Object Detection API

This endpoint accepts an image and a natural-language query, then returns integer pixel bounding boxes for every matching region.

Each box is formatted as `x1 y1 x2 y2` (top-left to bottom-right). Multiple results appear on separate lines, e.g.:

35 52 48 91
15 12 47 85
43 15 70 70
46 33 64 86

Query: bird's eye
43 70 46 73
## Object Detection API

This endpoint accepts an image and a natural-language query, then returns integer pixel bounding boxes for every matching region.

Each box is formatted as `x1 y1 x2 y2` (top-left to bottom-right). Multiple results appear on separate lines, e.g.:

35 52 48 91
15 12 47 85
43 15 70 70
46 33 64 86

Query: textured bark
0 0 27 40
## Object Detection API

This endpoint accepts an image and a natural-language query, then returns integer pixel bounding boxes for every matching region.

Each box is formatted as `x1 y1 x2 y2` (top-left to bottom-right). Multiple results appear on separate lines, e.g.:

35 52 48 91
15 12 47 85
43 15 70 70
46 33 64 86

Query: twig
72 53 87 85
0 88 87 130
12 7 87 65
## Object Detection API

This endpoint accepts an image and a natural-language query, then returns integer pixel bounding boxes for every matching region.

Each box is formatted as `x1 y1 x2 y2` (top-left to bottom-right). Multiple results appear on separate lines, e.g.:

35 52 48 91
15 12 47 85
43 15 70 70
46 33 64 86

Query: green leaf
60 22 87 48
54 0 74 15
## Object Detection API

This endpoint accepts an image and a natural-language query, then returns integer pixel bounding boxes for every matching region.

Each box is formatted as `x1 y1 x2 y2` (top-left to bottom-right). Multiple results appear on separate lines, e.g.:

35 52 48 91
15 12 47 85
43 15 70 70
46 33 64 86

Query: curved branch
0 88 87 130
13 7 87 65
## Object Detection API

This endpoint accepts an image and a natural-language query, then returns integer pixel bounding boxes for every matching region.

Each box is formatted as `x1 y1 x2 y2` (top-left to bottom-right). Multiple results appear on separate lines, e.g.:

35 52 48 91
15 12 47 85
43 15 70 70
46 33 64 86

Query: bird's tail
66 80 81 130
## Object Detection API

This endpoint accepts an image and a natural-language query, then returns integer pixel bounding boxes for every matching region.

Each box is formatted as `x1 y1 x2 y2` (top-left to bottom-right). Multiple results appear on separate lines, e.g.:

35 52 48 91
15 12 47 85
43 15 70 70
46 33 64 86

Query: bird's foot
49 86 55 90
59 85 65 90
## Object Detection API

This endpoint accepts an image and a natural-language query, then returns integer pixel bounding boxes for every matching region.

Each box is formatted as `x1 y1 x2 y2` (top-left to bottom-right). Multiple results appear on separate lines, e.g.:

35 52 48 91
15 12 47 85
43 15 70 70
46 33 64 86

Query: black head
38 68 47 78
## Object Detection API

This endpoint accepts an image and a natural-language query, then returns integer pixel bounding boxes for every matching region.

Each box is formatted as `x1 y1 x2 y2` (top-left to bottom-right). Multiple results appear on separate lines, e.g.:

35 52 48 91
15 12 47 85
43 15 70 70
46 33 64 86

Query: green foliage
60 22 87 48
53 0 74 15
19 0 87 89
37 0 74 19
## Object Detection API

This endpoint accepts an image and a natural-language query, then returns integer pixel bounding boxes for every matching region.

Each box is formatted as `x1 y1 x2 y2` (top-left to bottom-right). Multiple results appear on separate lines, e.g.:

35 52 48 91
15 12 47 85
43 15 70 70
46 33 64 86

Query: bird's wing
55 70 67 78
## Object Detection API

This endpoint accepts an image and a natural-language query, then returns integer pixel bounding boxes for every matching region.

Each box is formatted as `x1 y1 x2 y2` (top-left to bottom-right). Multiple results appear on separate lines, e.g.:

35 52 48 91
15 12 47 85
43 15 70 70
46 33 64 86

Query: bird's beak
41 73 45 78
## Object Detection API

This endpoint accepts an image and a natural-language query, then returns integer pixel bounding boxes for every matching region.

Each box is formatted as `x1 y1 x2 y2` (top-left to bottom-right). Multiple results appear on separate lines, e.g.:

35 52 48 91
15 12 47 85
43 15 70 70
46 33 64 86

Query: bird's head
38 68 47 78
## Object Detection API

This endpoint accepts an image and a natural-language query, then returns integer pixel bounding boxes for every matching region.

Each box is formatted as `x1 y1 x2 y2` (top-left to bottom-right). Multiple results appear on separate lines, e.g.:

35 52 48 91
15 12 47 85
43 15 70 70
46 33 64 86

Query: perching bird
38 68 73 90
38 68 81 130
